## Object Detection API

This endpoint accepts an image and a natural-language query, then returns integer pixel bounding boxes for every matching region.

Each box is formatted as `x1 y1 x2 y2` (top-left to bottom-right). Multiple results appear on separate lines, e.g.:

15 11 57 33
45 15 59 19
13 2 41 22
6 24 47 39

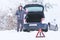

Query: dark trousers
17 19 23 32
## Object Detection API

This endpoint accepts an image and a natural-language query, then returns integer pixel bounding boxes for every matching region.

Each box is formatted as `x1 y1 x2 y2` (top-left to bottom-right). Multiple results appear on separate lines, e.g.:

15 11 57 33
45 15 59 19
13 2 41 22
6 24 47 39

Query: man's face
19 7 22 10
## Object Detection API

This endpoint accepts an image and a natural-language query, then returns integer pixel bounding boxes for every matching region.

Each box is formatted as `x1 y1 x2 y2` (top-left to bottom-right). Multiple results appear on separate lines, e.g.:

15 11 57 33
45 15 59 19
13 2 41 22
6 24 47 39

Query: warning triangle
36 29 45 38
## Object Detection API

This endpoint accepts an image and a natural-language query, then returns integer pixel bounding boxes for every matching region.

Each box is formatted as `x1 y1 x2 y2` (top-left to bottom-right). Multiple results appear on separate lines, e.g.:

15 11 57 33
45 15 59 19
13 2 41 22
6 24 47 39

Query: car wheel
44 28 48 32
23 29 30 32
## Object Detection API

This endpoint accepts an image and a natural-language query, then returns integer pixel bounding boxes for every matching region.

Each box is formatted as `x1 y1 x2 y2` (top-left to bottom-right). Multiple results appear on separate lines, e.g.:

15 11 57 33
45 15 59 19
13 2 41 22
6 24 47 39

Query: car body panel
23 4 48 32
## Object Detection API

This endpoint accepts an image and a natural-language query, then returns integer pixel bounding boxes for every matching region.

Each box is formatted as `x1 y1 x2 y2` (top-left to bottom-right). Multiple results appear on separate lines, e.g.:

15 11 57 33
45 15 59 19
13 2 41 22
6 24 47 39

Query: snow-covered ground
0 0 60 40
0 30 60 40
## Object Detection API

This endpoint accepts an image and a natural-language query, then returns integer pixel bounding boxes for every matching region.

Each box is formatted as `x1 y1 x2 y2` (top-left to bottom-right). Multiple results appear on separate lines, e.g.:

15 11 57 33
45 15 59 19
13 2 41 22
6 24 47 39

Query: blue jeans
17 19 23 32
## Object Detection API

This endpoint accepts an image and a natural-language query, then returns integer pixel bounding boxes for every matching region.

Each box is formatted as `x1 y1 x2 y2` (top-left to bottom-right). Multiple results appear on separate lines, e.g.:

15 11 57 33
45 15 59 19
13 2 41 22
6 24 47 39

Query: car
23 4 48 32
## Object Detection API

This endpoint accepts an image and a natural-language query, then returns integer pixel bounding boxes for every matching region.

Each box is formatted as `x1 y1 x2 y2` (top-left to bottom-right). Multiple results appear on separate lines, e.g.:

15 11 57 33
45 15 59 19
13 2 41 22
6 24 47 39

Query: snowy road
0 0 60 40
0 30 60 40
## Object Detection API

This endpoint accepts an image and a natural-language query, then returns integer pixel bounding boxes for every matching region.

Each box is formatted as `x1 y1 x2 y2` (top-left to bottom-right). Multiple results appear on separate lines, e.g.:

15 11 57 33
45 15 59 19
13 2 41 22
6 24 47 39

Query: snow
0 0 60 40
0 30 60 40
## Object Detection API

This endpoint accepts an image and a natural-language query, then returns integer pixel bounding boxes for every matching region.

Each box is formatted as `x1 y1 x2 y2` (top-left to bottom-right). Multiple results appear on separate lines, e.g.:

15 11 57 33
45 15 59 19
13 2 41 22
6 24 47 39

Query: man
16 5 26 32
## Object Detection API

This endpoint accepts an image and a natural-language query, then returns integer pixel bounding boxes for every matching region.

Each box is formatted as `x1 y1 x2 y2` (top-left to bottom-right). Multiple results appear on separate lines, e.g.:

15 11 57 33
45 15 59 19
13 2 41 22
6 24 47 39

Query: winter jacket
16 9 26 20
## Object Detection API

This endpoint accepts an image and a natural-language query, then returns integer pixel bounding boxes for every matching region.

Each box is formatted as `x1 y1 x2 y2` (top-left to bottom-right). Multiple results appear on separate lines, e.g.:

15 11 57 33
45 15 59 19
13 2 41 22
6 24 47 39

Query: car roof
24 4 44 9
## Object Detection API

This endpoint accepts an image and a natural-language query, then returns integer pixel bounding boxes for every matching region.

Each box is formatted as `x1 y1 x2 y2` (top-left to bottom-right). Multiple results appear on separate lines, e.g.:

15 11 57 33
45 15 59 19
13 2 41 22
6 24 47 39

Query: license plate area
29 24 37 26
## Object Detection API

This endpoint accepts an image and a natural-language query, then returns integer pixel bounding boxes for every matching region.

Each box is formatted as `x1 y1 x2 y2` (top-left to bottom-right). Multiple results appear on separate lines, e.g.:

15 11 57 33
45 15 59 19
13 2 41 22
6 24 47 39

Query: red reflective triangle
36 29 45 38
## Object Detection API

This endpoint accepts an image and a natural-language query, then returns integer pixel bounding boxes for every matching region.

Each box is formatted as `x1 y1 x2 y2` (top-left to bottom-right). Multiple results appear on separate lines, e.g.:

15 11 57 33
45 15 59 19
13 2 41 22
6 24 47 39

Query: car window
26 7 43 12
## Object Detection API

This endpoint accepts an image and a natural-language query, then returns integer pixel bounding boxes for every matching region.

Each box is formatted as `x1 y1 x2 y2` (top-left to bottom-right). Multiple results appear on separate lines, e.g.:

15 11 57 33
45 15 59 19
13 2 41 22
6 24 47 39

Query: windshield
26 7 43 12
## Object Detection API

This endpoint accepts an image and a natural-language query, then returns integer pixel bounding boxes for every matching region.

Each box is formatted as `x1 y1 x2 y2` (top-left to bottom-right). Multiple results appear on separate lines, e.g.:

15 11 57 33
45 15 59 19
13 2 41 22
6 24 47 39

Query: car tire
23 29 30 32
44 28 48 32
